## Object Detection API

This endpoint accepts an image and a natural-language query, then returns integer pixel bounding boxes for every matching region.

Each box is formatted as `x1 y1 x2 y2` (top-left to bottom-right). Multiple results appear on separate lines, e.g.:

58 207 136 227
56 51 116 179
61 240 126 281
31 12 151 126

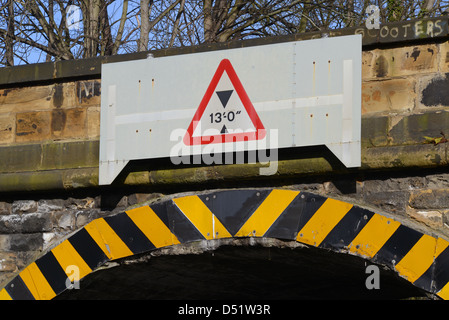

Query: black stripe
373 224 423 268
265 192 326 240
150 202 171 230
104 212 156 254
198 189 271 236
415 245 449 294
320 207 375 250
167 200 204 243
68 228 109 271
433 246 449 293
5 275 35 300
34 251 68 295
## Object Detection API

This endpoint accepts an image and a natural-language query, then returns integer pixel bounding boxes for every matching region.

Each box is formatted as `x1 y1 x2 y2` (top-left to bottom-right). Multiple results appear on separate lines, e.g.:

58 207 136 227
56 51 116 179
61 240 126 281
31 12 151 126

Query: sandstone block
0 113 14 145
50 82 76 109
362 78 415 114
389 110 449 145
0 85 53 113
76 80 101 106
406 207 443 229
438 41 449 73
87 106 100 138
51 107 87 139
363 190 410 215
15 111 51 143
369 44 438 79
409 189 449 209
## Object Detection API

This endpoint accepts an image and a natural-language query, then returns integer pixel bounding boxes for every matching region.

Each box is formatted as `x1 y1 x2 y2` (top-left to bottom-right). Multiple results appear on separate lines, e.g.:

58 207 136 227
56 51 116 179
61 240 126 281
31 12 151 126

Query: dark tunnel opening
55 242 431 300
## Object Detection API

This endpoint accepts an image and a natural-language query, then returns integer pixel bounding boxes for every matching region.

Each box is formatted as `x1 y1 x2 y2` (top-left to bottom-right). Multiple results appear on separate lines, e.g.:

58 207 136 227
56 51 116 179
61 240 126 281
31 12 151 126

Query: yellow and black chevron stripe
1 188 449 300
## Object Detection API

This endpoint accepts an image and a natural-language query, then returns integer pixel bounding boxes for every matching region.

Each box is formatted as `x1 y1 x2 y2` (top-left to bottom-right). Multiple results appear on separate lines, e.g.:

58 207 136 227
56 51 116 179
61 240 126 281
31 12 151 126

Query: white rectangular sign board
99 35 361 185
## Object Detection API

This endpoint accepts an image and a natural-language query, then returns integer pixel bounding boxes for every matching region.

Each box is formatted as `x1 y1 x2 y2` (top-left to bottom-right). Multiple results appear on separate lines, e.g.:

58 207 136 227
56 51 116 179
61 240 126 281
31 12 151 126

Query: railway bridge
1 17 449 300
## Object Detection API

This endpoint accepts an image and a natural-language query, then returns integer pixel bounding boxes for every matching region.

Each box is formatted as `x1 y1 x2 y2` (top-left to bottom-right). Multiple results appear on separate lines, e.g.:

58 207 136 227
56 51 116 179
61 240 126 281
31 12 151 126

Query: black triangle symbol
220 125 228 134
216 90 233 108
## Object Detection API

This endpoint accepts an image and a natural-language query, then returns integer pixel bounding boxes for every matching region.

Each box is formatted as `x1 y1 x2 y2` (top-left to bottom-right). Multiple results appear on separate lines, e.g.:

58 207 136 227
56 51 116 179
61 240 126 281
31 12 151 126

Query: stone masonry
2 17 449 288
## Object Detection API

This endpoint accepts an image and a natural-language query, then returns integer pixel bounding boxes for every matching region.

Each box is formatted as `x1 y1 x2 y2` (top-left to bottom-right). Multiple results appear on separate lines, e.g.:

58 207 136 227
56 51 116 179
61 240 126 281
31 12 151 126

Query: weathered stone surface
362 78 415 114
406 207 443 229
76 80 101 106
15 111 51 143
52 211 75 231
7 234 43 252
361 143 448 169
87 106 100 138
0 203 11 215
418 73 449 108
0 252 18 273
409 189 449 209
65 197 98 210
51 107 87 139
0 140 99 174
361 115 390 148
37 199 65 213
362 176 427 193
0 85 53 113
40 140 99 171
11 200 37 215
75 208 102 229
438 41 449 73
0 113 14 145
363 190 410 215
0 212 52 234
426 174 449 189
0 170 65 192
389 110 449 145
369 44 438 79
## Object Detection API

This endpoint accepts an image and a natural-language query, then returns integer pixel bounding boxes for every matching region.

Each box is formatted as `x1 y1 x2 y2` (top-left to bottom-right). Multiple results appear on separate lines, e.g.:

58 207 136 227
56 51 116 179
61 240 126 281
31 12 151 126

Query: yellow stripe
0 288 12 300
395 234 437 283
438 282 449 300
349 214 401 258
429 237 449 300
51 239 92 280
296 198 352 247
173 195 232 239
126 206 181 247
235 189 299 237
19 262 56 300
435 237 449 257
84 218 133 260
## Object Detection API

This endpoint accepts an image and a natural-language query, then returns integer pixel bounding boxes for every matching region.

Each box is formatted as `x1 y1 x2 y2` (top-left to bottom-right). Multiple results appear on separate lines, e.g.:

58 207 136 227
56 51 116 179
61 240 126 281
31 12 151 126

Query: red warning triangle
183 59 266 146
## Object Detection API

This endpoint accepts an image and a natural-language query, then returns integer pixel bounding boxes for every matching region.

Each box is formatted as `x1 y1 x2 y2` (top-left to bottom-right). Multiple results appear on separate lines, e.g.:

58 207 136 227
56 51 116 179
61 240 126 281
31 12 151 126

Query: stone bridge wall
1 17 449 287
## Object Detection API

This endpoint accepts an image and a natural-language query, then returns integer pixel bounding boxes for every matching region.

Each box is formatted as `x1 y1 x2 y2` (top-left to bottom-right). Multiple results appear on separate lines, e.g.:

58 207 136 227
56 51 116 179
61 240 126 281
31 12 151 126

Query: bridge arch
1 188 449 300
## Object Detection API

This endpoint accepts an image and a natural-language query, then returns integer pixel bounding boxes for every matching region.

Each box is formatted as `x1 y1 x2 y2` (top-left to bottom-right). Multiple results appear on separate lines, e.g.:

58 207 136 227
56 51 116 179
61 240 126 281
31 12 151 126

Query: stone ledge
0 142 447 193
0 140 99 174
0 167 98 192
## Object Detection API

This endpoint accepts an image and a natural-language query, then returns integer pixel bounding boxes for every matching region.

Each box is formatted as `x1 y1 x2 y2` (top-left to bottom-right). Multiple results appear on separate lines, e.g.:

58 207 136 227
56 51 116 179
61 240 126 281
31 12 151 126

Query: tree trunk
203 0 214 43
99 1 113 56
139 0 150 51
81 0 102 58
5 0 14 66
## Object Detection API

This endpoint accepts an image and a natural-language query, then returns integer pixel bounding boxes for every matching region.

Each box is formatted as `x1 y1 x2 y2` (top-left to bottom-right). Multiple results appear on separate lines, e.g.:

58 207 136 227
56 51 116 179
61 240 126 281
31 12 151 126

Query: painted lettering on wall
356 18 445 40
